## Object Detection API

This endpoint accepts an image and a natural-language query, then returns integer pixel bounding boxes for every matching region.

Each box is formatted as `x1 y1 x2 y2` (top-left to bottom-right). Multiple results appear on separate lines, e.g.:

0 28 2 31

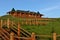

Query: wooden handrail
1 28 10 37
11 21 31 35
11 25 30 37
20 28 31 35
15 36 31 40
20 31 30 37
57 35 60 37
36 35 51 37
0 34 7 40
0 19 36 40
0 30 9 40
11 27 17 33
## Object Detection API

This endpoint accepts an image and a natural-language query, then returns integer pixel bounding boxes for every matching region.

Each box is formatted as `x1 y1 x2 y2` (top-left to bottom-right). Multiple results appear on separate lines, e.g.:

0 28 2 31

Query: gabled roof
7 8 44 16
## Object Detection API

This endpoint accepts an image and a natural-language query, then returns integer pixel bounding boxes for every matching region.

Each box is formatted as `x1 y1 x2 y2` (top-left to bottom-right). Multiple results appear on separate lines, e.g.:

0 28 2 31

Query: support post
10 32 14 40
31 32 35 40
1 20 3 28
11 21 13 26
18 22 20 40
30 20 32 25
0 20 1 28
4 20 7 25
26 21 28 25
7 18 10 29
53 32 56 40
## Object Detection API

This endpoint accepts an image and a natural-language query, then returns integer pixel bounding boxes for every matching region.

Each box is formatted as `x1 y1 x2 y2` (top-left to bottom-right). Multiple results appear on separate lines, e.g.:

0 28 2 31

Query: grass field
0 15 60 35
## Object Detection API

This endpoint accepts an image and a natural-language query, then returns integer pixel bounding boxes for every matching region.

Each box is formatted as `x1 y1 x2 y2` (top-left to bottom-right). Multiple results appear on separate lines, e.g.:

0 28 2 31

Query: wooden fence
0 19 36 40
0 18 60 40
10 32 35 40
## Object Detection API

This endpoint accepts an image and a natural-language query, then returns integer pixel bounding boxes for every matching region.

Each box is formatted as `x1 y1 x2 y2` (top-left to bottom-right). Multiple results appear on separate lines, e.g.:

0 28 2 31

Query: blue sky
0 0 60 18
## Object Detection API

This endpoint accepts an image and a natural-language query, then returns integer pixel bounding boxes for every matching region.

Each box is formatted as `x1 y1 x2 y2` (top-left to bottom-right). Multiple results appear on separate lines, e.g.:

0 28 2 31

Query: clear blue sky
0 0 60 18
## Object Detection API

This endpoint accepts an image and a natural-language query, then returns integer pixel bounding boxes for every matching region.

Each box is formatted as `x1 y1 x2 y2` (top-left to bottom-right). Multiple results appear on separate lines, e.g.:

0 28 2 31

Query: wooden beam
18 22 20 40
0 20 2 30
7 18 10 29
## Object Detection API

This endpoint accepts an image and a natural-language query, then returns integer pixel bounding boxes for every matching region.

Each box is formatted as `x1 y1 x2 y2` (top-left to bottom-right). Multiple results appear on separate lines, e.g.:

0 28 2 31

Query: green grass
0 15 60 35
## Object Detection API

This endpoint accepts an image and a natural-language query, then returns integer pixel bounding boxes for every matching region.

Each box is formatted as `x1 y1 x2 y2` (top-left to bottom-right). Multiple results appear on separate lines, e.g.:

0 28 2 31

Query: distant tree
37 11 40 14
11 8 15 12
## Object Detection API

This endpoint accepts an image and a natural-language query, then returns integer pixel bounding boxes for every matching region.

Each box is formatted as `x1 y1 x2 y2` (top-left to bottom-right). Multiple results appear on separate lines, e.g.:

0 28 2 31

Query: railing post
11 21 13 26
53 32 56 40
30 21 31 25
18 22 20 40
31 32 35 40
0 20 1 28
26 20 28 25
4 20 7 25
0 20 3 28
7 18 10 29
10 32 14 40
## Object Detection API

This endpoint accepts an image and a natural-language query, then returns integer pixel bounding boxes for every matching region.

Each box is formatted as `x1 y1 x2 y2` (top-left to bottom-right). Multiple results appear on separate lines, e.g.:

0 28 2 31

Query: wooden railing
0 29 9 40
11 21 31 37
0 34 6 40
0 19 36 40
10 32 35 40
0 18 60 40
